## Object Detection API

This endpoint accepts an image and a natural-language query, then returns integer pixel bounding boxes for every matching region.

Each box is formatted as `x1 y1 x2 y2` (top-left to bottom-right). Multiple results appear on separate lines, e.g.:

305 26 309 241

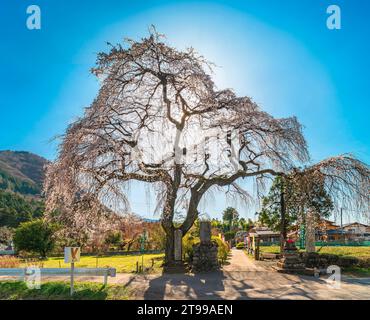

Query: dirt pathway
223 249 265 272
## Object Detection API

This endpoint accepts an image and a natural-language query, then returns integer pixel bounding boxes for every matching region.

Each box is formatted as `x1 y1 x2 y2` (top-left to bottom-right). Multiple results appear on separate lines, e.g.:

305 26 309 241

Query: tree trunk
161 165 182 266
162 222 175 266
162 183 203 266
126 240 134 252
164 228 175 265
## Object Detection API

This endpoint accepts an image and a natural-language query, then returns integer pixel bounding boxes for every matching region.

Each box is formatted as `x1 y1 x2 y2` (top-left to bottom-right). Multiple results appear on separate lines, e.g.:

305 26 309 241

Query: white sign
64 247 80 263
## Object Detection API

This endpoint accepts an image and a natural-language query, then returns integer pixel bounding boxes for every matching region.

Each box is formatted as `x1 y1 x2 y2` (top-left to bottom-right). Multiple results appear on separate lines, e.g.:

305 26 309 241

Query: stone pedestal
192 242 219 272
174 229 182 261
191 221 219 272
163 261 188 274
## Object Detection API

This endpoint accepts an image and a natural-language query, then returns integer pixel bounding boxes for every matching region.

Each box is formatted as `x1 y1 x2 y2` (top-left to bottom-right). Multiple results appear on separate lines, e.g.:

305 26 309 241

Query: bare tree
118 213 145 251
44 28 324 265
46 195 121 248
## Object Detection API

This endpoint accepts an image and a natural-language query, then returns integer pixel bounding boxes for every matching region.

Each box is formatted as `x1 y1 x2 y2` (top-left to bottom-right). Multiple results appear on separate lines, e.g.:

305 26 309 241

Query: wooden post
254 236 260 260
70 262 75 296
252 236 255 256
103 271 108 286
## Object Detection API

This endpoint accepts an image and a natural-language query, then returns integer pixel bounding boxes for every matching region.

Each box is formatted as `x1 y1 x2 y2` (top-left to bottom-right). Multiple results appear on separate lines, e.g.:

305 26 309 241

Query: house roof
342 222 369 228
249 230 280 237
321 219 336 224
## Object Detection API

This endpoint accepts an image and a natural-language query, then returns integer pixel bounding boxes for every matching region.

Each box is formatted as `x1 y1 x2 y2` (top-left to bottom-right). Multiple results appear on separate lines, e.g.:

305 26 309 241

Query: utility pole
340 207 344 243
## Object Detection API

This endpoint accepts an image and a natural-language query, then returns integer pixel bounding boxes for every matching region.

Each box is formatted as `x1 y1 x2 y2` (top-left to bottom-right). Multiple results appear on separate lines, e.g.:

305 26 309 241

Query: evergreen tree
259 175 333 231
222 207 239 231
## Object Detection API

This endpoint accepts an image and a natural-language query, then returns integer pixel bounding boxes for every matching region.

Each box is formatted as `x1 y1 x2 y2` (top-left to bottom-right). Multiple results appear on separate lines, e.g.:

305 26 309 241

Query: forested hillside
0 151 48 228
0 190 44 227
0 150 48 196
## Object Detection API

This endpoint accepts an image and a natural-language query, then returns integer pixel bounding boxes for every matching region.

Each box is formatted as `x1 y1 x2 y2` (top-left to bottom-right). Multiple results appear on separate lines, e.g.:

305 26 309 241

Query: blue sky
0 0 369 222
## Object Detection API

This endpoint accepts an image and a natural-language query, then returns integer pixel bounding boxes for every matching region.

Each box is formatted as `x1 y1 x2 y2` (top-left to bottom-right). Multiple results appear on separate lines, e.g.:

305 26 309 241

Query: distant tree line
210 207 254 241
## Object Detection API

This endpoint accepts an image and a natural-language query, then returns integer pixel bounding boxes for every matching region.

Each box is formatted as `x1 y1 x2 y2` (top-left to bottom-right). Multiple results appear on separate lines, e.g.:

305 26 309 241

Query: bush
358 258 370 268
236 242 245 250
13 219 56 258
104 232 122 247
182 234 199 262
182 234 230 264
0 256 20 268
224 231 236 241
0 226 14 246
211 236 229 263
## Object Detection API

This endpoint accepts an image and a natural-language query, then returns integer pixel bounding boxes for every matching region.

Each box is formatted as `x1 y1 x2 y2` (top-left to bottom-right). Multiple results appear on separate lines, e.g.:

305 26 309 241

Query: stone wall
300 252 368 268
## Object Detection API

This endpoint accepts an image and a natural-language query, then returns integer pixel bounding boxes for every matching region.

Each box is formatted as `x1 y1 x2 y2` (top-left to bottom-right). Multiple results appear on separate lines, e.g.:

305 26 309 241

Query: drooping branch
304 155 369 217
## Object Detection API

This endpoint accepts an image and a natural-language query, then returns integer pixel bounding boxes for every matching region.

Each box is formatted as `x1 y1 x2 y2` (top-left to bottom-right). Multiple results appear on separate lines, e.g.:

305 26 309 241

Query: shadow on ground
144 271 229 300
141 269 370 300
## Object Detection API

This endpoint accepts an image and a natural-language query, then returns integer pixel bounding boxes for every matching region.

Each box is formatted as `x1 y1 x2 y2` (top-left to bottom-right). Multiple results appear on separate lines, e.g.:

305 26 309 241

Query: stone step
163 263 189 274
260 253 281 260
272 265 316 276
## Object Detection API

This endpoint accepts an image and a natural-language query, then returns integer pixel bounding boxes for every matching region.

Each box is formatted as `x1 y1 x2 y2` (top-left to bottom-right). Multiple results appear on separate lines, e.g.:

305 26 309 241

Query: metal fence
0 250 15 256
1 249 164 257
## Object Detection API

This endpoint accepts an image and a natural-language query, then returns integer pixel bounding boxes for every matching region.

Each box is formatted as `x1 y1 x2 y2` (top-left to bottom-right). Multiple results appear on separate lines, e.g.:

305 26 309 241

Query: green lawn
0 281 130 300
22 253 164 273
259 245 370 259
316 246 370 258
259 246 281 254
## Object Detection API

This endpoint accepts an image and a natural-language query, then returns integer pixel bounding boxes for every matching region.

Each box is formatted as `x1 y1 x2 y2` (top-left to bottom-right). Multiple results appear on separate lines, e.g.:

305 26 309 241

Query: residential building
341 222 370 241
248 227 280 244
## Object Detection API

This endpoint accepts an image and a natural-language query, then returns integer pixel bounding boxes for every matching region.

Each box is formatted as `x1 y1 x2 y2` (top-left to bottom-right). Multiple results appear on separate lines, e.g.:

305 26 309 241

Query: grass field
21 253 164 273
317 246 370 258
259 245 370 259
0 281 130 300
